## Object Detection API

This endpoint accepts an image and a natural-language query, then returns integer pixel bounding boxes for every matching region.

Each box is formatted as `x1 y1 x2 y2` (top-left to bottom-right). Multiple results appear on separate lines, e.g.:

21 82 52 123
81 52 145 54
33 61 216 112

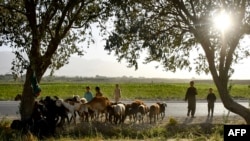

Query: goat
55 98 81 125
14 94 22 101
148 103 160 124
127 100 147 122
78 103 95 122
157 102 167 120
41 96 70 126
137 104 149 123
11 98 56 138
107 103 126 124
80 97 88 104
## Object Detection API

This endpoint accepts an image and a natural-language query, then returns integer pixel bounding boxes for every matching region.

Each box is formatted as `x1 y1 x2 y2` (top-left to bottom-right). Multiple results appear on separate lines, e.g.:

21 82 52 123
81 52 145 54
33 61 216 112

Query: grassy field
0 81 250 101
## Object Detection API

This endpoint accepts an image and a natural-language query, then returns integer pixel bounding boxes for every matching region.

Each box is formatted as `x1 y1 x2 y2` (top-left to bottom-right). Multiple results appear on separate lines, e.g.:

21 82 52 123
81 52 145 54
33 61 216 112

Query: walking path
0 100 248 124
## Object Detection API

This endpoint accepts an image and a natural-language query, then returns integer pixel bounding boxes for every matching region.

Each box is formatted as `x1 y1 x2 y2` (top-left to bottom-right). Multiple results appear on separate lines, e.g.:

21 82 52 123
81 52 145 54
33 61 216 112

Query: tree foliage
0 0 111 77
0 0 112 120
106 0 250 76
105 0 250 124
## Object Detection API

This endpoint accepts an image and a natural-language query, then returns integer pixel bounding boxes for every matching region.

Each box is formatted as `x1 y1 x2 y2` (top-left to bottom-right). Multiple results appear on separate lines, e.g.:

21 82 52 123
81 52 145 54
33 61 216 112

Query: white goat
80 97 87 104
112 103 126 124
55 99 81 125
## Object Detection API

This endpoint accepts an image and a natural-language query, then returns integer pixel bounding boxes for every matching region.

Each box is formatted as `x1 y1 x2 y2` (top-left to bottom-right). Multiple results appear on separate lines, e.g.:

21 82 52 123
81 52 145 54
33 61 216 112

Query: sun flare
213 10 231 32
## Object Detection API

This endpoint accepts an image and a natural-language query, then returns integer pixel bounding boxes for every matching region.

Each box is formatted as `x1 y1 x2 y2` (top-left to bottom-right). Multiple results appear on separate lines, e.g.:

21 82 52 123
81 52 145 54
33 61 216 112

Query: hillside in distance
1 51 250 84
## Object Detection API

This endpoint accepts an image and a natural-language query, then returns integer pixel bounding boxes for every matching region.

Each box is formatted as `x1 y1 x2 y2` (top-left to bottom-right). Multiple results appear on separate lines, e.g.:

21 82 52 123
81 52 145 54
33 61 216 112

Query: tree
0 0 112 120
105 0 250 123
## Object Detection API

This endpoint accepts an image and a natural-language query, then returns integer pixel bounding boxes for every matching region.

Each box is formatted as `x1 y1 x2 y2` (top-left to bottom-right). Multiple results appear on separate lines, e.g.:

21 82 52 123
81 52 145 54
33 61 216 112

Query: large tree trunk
19 56 48 120
213 76 250 124
20 65 44 121
20 67 35 121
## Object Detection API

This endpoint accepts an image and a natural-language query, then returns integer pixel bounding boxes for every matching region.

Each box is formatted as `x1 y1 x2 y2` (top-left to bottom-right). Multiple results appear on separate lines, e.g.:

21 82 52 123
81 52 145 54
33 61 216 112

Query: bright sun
213 10 231 32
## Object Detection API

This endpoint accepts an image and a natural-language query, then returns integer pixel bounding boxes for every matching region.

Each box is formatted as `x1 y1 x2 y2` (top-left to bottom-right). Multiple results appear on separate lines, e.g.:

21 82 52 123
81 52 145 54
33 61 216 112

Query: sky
53 39 250 79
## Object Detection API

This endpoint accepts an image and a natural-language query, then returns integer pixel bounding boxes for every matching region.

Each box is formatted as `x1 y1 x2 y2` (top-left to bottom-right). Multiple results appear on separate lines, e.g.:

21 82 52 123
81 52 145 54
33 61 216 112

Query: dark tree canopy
105 0 250 124
0 0 112 77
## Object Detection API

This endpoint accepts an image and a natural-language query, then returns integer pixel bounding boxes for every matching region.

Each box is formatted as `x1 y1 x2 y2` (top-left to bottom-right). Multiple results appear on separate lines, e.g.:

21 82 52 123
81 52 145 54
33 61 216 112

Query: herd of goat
11 95 167 137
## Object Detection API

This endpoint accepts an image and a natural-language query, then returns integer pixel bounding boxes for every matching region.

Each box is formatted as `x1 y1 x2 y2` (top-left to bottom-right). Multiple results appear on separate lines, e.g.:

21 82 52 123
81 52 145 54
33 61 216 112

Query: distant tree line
1 74 250 84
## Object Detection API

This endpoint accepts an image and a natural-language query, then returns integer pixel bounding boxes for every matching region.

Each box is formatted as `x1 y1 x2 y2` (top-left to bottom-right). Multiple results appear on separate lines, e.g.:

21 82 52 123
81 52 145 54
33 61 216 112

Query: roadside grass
0 116 228 141
1 82 250 101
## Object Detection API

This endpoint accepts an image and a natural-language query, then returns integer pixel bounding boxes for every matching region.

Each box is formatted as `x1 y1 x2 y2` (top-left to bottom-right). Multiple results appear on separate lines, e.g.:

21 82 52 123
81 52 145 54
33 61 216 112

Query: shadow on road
182 117 194 124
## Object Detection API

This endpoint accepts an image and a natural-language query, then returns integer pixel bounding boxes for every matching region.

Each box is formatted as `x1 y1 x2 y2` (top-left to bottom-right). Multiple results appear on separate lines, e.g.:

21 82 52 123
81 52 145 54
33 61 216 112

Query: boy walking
185 81 198 118
207 88 216 117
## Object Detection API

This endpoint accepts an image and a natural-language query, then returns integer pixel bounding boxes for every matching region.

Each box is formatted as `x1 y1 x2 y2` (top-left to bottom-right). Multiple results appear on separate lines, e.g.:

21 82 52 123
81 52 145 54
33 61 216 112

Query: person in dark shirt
95 86 103 97
185 81 198 118
206 88 216 118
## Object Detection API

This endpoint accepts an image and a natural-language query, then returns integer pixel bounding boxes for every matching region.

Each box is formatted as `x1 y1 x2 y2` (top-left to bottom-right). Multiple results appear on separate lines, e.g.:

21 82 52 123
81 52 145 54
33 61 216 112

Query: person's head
190 81 194 86
86 86 90 91
209 88 213 93
115 84 119 88
95 86 100 92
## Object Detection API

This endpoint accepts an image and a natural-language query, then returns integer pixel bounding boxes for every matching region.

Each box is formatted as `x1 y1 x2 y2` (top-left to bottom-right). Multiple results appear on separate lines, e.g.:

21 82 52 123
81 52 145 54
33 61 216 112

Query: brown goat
148 103 160 124
156 102 167 120
137 104 149 123
126 100 147 122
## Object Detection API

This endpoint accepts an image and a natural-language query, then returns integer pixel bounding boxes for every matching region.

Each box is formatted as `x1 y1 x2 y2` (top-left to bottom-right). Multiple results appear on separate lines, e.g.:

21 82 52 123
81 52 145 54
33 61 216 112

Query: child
95 86 103 97
113 84 121 103
185 81 197 118
206 88 216 117
84 86 93 102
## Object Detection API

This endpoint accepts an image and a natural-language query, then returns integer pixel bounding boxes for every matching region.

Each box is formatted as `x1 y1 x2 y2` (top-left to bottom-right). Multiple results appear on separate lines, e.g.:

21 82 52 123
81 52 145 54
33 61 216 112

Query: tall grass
0 118 226 141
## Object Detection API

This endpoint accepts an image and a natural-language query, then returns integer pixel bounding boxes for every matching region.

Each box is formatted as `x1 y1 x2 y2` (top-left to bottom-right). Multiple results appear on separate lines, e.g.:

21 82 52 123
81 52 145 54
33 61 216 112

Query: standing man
84 86 93 102
185 81 198 118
